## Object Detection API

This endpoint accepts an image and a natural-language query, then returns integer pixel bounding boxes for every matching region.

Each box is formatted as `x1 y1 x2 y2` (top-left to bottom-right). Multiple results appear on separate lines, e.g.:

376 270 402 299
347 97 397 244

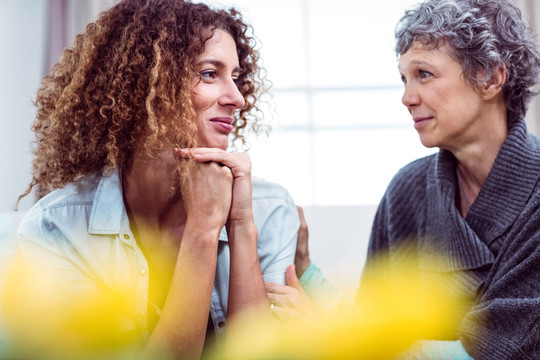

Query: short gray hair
395 0 540 123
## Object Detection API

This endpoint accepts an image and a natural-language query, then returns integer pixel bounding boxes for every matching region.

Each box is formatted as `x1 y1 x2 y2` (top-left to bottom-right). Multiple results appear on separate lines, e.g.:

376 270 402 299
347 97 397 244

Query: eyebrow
196 59 241 73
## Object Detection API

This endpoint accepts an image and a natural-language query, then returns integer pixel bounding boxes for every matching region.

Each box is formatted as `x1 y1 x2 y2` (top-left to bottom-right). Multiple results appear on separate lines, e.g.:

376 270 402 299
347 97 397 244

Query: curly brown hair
18 0 266 204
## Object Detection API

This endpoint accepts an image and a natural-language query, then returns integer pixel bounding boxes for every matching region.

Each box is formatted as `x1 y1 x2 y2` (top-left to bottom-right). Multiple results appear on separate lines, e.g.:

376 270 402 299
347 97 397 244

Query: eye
400 75 407 85
200 70 217 80
419 70 432 79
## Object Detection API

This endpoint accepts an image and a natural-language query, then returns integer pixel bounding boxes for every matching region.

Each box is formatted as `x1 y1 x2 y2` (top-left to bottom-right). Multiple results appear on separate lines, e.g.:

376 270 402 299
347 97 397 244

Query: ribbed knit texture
365 118 540 359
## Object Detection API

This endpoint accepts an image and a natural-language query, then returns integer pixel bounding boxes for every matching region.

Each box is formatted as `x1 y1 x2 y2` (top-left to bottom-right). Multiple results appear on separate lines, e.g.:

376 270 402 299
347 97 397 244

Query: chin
198 137 229 150
213 139 229 150
418 135 439 149
208 141 229 150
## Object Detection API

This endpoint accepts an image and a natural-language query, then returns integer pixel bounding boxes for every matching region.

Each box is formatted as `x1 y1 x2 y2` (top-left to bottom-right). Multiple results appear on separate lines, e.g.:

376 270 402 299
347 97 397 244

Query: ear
479 63 507 100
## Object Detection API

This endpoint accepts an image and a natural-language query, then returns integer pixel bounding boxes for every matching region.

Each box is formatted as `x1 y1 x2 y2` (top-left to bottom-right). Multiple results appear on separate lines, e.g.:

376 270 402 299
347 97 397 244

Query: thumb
285 264 301 289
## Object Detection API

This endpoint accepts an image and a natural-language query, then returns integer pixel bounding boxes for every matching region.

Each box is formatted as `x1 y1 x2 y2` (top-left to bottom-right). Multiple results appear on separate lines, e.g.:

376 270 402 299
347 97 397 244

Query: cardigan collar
466 120 540 242
421 118 540 272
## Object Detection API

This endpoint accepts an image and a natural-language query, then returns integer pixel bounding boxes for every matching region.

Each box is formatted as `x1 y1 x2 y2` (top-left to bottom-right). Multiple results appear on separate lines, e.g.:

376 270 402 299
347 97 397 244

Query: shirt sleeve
299 262 344 309
397 340 474 360
256 184 300 285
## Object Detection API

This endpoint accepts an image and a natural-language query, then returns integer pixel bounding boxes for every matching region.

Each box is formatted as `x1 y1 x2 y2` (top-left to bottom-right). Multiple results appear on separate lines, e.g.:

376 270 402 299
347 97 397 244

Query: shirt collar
88 168 128 236
87 168 229 243
466 118 540 239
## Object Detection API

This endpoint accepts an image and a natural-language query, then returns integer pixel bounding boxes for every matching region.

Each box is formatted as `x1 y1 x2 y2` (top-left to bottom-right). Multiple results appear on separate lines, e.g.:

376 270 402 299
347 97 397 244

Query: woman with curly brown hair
7 0 299 358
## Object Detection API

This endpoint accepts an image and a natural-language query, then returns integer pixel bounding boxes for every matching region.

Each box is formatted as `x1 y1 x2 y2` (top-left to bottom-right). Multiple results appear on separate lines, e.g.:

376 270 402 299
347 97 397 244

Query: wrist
183 220 222 247
185 210 226 233
226 220 257 235
226 221 258 249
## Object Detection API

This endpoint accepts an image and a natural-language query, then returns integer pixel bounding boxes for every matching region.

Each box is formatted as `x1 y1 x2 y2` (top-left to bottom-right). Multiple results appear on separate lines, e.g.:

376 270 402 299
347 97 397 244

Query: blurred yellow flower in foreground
0 253 141 360
207 252 470 360
0 249 470 359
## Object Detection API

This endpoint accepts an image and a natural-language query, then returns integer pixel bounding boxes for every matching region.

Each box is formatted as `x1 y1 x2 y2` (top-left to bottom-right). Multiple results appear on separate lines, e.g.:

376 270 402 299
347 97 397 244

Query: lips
210 117 234 133
413 116 432 122
412 116 433 129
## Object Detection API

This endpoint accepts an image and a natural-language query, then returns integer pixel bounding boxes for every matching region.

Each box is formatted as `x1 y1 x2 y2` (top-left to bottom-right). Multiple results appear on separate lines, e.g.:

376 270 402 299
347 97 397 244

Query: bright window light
206 0 436 206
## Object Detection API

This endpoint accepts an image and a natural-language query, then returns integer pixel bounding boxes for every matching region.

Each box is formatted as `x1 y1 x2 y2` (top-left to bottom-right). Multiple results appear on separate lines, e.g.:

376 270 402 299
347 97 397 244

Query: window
206 0 436 206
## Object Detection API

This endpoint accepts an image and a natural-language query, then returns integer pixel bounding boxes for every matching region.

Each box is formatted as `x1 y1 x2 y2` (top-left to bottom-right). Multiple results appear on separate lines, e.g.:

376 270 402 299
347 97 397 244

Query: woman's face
191 29 245 150
398 42 486 150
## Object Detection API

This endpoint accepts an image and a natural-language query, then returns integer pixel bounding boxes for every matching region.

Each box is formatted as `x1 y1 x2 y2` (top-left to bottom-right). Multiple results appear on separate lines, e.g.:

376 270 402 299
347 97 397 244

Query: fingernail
174 148 190 156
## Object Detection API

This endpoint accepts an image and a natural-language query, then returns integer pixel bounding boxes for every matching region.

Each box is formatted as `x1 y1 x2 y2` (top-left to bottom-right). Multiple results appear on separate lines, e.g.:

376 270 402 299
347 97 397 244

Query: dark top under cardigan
365 118 540 360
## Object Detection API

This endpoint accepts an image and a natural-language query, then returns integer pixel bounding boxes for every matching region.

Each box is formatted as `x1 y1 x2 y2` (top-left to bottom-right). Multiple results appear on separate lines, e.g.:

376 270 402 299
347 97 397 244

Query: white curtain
45 0 118 72
65 0 119 46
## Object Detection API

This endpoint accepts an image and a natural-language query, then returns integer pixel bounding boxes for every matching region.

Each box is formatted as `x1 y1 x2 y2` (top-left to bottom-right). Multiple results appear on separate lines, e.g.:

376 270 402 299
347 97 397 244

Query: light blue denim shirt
16 169 299 340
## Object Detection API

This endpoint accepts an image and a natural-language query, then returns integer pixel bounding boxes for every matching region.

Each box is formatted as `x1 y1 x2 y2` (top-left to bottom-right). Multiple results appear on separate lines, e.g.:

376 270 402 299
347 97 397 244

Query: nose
401 82 420 109
220 78 246 110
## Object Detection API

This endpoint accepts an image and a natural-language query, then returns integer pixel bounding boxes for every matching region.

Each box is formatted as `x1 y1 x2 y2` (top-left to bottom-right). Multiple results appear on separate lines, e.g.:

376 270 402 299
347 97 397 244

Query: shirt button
139 269 147 276
123 234 130 240
218 321 225 328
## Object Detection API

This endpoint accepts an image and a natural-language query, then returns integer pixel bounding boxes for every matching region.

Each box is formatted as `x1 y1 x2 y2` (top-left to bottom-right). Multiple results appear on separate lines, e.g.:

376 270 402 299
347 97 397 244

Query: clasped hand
175 147 254 231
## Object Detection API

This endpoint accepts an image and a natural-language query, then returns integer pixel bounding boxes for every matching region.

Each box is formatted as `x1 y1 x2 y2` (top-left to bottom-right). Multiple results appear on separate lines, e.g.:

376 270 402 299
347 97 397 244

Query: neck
123 148 187 240
451 99 508 194
123 148 189 311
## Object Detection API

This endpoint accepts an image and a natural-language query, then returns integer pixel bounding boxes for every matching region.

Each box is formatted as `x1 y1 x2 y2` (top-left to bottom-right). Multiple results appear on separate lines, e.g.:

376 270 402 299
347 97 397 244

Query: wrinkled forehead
397 41 463 75
398 39 460 64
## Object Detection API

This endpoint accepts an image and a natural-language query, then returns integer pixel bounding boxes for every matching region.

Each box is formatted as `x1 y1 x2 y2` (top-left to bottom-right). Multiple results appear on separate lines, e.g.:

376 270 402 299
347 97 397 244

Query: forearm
144 226 219 360
294 206 310 278
226 221 268 318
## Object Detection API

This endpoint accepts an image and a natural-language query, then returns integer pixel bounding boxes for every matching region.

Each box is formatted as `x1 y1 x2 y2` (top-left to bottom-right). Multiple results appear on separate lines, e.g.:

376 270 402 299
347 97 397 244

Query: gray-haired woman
376 0 540 357
268 0 540 358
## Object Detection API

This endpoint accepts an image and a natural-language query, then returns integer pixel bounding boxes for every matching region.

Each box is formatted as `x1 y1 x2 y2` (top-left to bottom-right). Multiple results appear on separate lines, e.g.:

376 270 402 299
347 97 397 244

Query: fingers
265 285 296 309
265 282 298 311
265 282 292 295
296 206 309 239
268 302 297 321
181 159 233 230
285 265 301 289
264 281 305 307
265 280 316 323
174 148 251 178
176 147 253 224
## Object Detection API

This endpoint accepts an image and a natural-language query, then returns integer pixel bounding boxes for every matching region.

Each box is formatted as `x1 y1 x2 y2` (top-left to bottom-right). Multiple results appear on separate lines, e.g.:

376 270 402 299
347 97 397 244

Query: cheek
424 86 453 113
191 88 205 113
191 88 216 115
440 88 476 117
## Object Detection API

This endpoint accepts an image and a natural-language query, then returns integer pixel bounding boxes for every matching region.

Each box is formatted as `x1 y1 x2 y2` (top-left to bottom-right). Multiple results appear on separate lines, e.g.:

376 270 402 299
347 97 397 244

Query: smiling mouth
210 118 234 133
413 117 432 129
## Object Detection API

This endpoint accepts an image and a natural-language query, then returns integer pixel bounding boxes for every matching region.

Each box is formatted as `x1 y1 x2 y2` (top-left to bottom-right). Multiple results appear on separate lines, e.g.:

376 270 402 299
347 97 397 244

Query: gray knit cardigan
366 118 540 360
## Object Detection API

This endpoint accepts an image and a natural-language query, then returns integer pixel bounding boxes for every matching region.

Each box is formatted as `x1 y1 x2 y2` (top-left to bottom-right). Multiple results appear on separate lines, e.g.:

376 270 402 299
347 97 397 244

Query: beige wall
302 205 376 298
